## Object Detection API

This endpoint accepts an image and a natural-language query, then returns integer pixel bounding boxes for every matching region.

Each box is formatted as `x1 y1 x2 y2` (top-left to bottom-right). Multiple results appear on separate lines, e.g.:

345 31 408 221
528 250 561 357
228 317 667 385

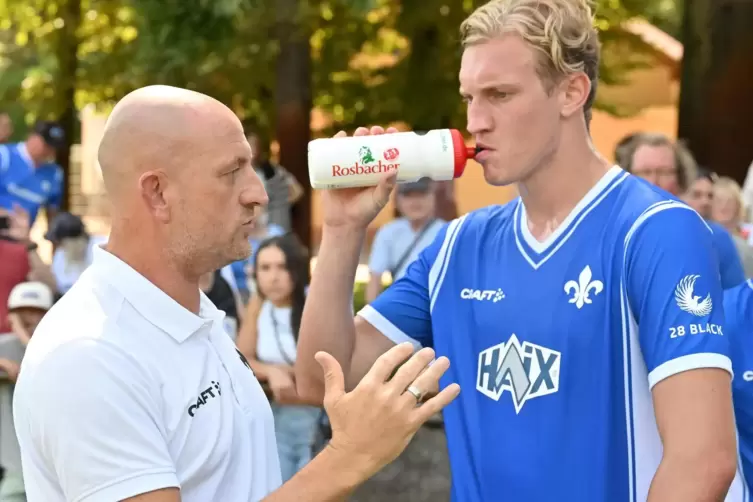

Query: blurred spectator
199 270 243 341
711 176 753 277
0 281 53 502
247 130 303 232
0 113 12 143
686 169 717 219
235 234 319 482
0 121 65 226
0 206 56 333
619 132 746 288
742 159 753 222
45 212 107 295
367 179 445 303
220 206 285 304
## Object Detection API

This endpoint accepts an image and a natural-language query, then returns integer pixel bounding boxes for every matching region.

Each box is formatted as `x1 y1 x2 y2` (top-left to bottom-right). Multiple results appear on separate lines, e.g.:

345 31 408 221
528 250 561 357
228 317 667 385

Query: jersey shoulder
610 173 707 238
724 280 753 334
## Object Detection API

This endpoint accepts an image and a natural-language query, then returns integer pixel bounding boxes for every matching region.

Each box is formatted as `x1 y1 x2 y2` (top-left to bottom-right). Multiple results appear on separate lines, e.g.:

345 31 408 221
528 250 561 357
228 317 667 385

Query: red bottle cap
450 129 476 178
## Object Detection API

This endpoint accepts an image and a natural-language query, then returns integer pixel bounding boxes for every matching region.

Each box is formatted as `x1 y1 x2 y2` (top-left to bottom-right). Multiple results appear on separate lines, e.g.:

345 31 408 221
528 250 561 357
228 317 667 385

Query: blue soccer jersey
726 279 753 494
359 166 745 501
0 143 63 224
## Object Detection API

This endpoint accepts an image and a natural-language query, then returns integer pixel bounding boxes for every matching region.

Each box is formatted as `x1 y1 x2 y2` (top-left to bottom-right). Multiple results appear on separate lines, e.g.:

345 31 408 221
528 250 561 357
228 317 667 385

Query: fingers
385 126 399 134
360 342 414 387
337 126 396 138
353 127 370 136
373 171 397 210
413 383 461 423
388 347 436 395
401 356 451 406
316 351 345 409
334 130 347 138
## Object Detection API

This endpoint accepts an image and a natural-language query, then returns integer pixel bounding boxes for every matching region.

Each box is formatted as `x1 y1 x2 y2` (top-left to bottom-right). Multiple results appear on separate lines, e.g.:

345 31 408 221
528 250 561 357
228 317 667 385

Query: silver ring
405 385 423 402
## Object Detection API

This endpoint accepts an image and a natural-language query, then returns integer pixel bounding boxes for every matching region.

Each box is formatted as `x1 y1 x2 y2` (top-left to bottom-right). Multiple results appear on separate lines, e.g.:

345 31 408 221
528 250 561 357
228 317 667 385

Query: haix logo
477 334 561 414
564 265 603 309
675 275 712 316
460 288 505 302
187 381 221 417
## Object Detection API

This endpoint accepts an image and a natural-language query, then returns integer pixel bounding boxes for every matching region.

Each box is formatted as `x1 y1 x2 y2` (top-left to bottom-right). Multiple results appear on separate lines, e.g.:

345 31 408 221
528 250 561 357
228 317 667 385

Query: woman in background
235 234 320 482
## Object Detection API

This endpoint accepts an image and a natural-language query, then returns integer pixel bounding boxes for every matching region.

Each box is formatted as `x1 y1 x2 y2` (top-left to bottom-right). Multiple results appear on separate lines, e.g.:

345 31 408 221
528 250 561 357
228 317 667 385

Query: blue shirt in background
725 279 753 495
0 143 63 224
368 217 445 280
358 167 745 501
708 220 747 289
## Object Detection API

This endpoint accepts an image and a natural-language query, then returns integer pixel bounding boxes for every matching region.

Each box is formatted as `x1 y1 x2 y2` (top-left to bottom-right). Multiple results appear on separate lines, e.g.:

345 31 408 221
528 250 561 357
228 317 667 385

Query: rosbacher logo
332 145 400 177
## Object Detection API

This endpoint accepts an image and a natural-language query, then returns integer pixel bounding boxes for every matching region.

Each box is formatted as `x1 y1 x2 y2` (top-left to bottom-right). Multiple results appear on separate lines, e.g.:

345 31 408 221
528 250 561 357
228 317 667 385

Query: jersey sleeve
625 203 732 390
22 340 179 501
358 219 461 350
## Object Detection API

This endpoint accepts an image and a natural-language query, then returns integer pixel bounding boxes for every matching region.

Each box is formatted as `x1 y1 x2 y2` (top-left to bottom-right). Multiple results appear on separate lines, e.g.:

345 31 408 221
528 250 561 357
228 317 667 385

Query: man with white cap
0 281 53 502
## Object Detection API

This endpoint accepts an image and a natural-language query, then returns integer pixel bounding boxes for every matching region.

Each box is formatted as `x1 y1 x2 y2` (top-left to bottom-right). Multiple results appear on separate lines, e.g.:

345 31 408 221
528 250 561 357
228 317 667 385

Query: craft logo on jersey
460 288 505 302
564 265 603 309
477 334 561 414
674 274 712 316
331 145 400 177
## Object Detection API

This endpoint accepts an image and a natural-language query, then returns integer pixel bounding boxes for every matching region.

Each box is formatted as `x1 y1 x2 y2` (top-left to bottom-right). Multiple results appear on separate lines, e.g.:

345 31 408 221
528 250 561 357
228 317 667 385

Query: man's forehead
459 35 536 87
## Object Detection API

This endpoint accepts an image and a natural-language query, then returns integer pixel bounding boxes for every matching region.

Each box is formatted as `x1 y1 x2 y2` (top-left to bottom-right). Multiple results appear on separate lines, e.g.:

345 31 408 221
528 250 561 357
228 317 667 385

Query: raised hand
315 342 460 482
319 126 400 230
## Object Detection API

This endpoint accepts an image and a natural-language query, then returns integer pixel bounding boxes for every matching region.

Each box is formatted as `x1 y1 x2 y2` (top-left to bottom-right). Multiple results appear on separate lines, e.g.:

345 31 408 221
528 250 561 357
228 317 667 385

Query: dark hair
253 234 308 340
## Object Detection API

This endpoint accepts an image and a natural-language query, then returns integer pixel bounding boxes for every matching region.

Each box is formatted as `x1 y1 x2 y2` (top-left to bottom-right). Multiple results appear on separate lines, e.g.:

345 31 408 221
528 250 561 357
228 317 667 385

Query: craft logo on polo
477 334 561 414
331 145 400 177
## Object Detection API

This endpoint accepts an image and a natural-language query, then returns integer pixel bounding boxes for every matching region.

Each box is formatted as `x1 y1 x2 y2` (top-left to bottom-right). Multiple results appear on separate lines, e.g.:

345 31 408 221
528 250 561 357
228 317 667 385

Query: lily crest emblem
564 265 604 309
674 274 712 316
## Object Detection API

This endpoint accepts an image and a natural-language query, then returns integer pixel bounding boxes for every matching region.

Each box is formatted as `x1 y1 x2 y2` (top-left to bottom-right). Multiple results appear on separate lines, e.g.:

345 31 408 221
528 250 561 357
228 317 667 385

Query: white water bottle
307 129 477 189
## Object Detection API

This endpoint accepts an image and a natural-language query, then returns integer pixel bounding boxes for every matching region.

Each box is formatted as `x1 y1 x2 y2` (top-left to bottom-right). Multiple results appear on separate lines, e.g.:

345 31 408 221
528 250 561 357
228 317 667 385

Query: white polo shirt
13 246 282 502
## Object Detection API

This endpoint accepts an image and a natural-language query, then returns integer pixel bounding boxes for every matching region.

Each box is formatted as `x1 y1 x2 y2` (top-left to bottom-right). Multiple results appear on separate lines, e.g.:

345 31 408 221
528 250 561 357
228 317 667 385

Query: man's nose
241 175 269 208
466 99 493 135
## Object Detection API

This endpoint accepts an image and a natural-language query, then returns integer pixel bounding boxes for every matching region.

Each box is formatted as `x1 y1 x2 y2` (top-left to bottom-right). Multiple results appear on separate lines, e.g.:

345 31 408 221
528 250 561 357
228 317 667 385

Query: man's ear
559 72 591 119
139 171 171 223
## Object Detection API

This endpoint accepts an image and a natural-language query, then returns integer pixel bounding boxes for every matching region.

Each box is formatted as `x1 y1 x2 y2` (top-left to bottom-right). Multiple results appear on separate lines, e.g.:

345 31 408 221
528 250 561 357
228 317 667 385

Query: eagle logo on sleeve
674 275 713 316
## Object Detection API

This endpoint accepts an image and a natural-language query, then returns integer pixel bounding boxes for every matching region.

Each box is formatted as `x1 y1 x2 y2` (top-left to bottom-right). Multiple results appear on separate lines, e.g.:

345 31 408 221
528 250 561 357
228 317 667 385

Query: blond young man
296 0 743 500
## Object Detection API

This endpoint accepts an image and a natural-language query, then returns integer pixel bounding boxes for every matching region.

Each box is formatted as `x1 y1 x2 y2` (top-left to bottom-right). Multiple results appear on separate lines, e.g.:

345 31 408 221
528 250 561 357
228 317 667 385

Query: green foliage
0 0 680 139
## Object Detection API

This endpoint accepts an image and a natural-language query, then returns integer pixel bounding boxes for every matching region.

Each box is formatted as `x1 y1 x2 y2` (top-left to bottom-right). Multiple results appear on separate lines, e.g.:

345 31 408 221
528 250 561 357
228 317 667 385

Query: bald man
11 86 459 502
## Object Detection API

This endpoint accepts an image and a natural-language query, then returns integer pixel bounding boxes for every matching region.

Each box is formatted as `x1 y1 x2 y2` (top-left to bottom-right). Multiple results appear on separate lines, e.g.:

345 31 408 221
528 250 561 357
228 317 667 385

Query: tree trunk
677 0 753 182
275 0 312 250
55 0 81 213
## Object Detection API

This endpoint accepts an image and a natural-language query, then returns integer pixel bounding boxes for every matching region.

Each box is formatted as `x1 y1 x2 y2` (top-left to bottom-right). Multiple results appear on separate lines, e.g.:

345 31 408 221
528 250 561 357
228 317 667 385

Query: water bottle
307 129 477 189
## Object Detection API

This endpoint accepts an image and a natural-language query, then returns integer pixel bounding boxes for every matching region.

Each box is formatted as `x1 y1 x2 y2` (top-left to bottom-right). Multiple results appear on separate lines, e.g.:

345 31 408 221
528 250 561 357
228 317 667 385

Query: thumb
316 351 345 407
373 172 397 210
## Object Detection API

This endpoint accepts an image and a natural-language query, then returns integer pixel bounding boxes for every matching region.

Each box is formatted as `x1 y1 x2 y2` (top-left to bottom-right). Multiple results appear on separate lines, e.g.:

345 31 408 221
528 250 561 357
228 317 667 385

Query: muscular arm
296 226 395 401
627 204 738 500
648 369 736 502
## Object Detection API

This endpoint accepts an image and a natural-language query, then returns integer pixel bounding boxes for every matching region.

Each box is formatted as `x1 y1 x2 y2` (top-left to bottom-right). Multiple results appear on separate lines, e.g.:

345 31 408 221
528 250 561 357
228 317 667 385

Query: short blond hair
460 0 600 125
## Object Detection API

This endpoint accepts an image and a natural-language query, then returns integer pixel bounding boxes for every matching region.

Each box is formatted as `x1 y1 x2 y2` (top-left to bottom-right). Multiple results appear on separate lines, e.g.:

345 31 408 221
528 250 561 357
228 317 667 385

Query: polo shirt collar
90 245 225 343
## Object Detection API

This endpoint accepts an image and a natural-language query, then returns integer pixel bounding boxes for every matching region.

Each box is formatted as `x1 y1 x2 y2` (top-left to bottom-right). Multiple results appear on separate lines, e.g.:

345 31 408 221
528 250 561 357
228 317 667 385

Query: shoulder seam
428 213 469 311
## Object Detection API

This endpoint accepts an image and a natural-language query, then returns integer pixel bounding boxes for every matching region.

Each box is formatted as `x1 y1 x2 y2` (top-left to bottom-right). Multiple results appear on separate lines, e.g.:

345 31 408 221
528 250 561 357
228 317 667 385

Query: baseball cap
33 120 66 150
45 212 87 242
397 178 433 195
8 282 53 312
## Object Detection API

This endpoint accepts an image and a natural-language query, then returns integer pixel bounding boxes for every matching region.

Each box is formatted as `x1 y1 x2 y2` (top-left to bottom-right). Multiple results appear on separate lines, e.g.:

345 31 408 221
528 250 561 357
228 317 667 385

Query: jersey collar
90 245 225 343
16 143 35 171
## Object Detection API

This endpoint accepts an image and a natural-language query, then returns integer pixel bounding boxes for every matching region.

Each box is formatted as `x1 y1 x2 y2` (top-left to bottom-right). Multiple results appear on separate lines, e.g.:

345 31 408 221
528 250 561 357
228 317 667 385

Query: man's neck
408 217 430 231
518 130 611 243
107 221 202 314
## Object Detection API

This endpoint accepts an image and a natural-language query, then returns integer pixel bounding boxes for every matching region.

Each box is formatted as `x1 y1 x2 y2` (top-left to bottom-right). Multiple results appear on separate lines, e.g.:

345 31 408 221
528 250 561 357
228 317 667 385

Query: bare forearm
648 456 735 502
296 225 365 397
27 251 57 292
263 446 362 502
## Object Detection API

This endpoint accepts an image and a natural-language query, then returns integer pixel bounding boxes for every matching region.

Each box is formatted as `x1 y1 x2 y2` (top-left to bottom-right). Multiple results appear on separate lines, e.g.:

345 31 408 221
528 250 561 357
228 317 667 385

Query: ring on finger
405 384 423 402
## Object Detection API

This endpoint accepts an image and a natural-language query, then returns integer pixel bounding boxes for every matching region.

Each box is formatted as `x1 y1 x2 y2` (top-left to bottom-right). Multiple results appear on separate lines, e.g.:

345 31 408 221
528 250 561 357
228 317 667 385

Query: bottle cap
450 129 476 178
